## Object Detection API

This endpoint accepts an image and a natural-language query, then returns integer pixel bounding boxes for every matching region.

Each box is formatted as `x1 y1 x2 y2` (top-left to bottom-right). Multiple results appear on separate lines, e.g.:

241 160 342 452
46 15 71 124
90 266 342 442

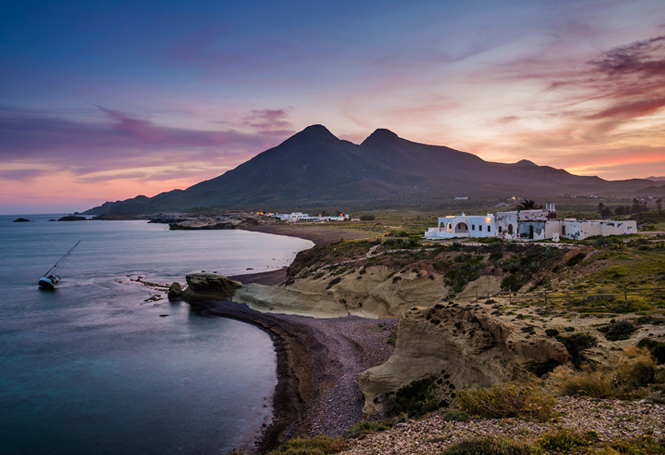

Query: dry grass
455 382 556 422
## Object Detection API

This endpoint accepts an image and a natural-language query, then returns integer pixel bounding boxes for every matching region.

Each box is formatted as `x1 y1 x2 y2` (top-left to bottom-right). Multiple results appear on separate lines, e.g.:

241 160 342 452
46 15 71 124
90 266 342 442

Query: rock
181 274 243 301
168 282 183 300
13 218 31 222
358 305 570 416
58 215 86 221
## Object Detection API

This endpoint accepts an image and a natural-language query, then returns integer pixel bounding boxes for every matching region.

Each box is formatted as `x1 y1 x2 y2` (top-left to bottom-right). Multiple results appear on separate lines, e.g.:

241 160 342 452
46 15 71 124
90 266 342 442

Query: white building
424 203 637 241
274 212 350 223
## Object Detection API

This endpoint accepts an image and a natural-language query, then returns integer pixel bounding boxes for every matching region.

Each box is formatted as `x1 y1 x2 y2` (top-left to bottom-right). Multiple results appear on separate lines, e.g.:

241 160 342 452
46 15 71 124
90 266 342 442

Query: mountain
84 125 658 215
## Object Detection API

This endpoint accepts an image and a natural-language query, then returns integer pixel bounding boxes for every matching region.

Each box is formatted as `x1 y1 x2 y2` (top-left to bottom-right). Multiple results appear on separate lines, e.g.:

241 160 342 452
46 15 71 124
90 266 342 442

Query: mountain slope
84 125 657 214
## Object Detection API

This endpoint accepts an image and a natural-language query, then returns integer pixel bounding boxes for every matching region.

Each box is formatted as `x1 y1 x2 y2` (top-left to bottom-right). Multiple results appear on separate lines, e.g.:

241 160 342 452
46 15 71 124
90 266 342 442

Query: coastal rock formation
168 282 183 300
181 273 243 301
58 215 86 221
358 303 570 416
13 218 31 222
233 265 453 318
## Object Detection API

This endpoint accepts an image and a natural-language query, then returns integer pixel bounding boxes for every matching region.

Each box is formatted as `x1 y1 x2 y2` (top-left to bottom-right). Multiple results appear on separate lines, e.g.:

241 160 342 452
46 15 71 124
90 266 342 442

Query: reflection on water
0 215 313 454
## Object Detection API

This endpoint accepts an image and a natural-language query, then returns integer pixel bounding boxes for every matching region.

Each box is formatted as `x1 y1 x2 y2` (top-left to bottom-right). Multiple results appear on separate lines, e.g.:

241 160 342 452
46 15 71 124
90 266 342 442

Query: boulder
167 282 183 300
181 273 243 301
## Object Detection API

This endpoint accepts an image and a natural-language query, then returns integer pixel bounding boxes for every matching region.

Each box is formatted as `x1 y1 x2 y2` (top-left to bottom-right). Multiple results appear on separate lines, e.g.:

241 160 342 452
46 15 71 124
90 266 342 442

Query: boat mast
43 240 81 276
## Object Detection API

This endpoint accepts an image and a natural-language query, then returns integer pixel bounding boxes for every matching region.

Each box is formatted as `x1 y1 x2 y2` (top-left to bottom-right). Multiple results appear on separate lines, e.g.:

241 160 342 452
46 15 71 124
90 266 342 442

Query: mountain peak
361 128 399 145
299 124 337 139
516 159 537 166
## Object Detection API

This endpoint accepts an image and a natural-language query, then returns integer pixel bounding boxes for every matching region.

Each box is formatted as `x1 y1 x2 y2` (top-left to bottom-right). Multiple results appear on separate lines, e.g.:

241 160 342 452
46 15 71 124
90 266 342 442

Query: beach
194 299 396 452
203 224 393 452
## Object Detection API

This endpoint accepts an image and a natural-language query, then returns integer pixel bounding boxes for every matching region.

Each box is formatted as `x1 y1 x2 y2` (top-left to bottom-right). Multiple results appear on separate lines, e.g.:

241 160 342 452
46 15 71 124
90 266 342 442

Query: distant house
424 203 637 241
274 212 350 223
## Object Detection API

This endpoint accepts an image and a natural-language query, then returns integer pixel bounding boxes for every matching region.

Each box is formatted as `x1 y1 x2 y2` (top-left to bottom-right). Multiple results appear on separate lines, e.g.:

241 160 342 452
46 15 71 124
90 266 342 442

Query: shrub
444 436 541 455
269 436 348 455
443 410 469 422
613 351 657 391
557 333 597 366
537 429 592 453
602 320 636 341
390 374 443 417
455 382 555 422
567 252 587 267
545 328 559 337
359 215 375 221
349 420 391 435
326 277 342 289
552 365 615 398
637 338 665 364
501 274 523 292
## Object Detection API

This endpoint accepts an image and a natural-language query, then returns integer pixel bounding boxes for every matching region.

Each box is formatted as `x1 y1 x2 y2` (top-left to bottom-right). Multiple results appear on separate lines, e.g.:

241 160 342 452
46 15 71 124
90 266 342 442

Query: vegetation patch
443 436 541 455
443 410 469 422
386 372 452 418
557 333 597 366
268 436 348 455
537 429 593 453
455 382 555 422
599 320 636 341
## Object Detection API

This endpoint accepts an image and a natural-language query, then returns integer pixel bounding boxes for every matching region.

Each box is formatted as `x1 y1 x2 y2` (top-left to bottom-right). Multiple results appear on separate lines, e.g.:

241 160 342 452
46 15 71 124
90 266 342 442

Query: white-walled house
425 213 495 239
425 203 637 241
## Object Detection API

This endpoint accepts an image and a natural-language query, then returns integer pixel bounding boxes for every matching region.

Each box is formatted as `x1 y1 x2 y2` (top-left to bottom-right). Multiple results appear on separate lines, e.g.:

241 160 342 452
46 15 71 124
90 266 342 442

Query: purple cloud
0 105 292 179
242 108 295 135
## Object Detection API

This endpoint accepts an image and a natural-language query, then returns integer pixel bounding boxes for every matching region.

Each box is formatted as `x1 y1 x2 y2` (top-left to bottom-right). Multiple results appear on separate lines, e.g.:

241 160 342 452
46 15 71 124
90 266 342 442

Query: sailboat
38 240 81 289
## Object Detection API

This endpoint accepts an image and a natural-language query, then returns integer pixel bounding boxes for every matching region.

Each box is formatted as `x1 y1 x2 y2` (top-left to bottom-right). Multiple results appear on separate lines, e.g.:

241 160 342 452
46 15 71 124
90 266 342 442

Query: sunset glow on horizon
1 0 665 214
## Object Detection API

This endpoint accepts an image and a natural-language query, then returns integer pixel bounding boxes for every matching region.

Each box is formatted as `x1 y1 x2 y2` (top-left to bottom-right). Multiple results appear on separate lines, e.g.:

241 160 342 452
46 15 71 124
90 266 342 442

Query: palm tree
517 199 542 210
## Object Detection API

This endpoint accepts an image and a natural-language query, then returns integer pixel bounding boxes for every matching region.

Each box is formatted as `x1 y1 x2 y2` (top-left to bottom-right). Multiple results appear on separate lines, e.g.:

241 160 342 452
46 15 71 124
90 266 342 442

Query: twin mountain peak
84 125 661 215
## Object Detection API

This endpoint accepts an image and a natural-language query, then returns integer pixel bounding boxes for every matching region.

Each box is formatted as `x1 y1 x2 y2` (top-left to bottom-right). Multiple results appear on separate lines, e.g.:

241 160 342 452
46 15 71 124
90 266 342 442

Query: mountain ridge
83 125 659 215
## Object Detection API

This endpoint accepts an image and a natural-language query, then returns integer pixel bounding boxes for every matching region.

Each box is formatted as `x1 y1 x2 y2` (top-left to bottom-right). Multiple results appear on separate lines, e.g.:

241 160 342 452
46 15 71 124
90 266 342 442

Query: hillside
83 125 658 215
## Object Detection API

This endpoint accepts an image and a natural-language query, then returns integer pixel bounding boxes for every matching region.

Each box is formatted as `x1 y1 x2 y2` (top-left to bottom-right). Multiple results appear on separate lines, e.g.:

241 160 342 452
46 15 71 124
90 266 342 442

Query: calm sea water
0 215 313 455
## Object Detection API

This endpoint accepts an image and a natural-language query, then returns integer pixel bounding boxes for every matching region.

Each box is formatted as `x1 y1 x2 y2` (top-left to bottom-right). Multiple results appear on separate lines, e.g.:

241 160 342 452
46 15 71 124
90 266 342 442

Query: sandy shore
244 224 368 246
193 299 396 453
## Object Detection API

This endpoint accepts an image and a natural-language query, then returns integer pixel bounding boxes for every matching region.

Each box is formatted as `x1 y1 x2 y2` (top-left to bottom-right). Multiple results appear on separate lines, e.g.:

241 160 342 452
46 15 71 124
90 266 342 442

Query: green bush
326 277 342 289
537 429 592 452
501 274 523 292
613 355 657 391
269 436 348 455
567 252 587 267
444 436 541 455
443 410 469 422
390 374 444 417
455 382 555 422
557 333 597 366
349 420 391 434
602 320 636 341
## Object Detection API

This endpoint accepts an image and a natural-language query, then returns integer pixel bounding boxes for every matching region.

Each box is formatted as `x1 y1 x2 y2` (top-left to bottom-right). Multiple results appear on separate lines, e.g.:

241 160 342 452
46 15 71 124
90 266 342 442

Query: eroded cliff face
233 265 471 318
358 303 570 416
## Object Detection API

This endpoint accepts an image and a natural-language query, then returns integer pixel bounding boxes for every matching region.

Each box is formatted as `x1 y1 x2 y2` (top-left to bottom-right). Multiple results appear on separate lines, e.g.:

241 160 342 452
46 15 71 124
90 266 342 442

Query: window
562 226 566 236
499 226 502 234
508 224 513 235
472 225 475 231
487 226 491 232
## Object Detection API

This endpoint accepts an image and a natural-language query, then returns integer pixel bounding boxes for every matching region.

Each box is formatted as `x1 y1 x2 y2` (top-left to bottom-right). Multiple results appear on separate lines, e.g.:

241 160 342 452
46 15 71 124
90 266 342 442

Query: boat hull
38 276 58 289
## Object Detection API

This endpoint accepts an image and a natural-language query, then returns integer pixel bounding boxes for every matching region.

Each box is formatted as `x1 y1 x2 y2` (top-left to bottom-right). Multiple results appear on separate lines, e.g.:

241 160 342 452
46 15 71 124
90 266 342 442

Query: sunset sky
1 0 664 214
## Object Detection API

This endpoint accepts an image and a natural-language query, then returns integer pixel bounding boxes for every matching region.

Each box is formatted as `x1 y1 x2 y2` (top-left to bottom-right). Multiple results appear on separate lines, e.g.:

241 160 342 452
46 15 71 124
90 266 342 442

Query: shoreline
243 223 368 246
193 299 396 454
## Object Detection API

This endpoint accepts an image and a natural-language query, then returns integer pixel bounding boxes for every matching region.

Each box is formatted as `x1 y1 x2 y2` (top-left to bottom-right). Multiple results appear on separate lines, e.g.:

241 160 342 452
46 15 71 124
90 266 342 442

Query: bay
0 215 313 455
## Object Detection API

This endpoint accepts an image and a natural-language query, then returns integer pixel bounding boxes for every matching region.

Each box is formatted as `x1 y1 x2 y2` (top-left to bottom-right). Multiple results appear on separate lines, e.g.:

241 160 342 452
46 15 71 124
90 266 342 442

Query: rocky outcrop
13 218 31 222
233 265 455 318
168 282 183 300
58 215 86 221
358 303 570 416
180 274 243 301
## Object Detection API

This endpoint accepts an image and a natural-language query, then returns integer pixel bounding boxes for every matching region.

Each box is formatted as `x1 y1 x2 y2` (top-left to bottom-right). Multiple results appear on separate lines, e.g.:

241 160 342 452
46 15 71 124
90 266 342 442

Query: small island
13 218 31 222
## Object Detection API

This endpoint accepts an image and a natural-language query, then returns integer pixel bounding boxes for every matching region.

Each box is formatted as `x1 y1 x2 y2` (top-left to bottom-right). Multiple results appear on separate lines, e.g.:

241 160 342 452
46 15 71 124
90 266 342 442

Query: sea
0 214 314 455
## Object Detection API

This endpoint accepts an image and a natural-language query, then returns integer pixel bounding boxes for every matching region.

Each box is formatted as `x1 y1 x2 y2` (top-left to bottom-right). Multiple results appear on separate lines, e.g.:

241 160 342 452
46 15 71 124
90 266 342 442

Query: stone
180 274 242 301
167 282 183 300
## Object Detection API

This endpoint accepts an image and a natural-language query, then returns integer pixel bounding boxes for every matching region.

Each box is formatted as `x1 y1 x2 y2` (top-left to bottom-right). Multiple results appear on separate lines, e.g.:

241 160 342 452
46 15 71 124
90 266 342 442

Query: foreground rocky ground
341 396 665 455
